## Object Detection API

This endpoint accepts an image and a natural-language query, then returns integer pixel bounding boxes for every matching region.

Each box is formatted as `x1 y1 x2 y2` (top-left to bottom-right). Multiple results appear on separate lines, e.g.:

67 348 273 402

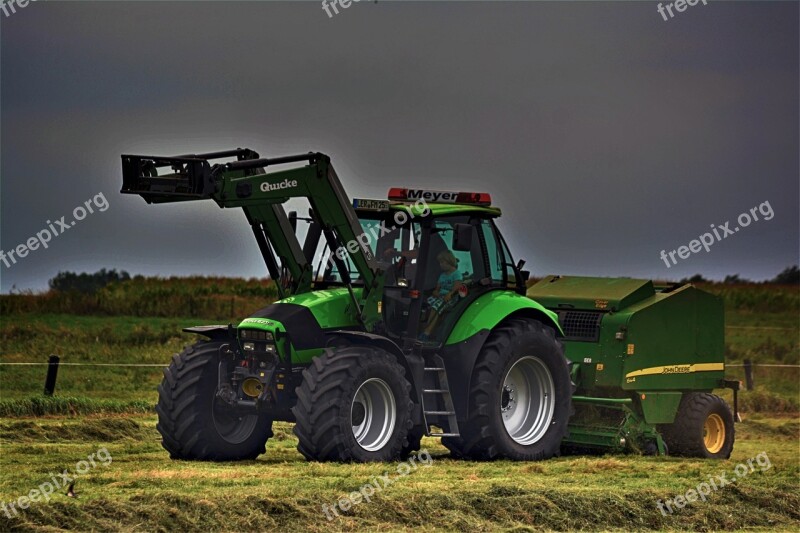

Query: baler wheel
659 393 734 459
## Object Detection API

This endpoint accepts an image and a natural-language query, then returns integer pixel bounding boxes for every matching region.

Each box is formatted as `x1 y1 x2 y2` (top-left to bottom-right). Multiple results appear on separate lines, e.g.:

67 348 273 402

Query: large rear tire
292 346 413 462
156 340 274 461
659 393 734 459
442 318 572 460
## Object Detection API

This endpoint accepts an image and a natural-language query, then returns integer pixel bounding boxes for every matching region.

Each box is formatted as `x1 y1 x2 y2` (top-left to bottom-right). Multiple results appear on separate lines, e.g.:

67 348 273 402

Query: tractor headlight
240 329 274 341
239 329 277 355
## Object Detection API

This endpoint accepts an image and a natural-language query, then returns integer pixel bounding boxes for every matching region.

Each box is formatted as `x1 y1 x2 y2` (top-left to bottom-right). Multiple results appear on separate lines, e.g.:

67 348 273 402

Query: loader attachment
120 148 383 329
120 148 260 203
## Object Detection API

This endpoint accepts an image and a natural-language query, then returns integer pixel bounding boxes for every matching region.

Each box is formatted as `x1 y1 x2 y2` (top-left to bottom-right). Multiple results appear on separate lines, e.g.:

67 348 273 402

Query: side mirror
453 223 473 252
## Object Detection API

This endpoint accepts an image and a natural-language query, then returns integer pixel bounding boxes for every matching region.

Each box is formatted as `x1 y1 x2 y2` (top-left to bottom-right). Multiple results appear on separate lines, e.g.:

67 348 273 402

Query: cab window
481 219 516 288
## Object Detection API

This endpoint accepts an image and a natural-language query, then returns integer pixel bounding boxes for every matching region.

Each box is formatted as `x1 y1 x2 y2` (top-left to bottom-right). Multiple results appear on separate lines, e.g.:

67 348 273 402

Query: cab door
417 215 492 343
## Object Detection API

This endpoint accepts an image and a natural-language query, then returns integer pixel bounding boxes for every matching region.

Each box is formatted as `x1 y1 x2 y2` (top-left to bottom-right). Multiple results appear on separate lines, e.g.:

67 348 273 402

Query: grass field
0 414 797 531
0 279 798 531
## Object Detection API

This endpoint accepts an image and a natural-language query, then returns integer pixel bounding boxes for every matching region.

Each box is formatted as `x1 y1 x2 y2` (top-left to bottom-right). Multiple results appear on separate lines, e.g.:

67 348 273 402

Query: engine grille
557 311 603 342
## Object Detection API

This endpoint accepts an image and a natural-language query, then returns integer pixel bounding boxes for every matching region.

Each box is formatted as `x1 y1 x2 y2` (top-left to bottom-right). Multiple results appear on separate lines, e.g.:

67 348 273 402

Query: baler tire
292 346 413 462
659 393 734 459
442 318 572 460
156 340 274 461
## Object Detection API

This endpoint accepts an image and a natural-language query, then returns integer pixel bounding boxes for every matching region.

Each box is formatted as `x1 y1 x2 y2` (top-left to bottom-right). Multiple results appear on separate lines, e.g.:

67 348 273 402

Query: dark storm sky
1 1 798 292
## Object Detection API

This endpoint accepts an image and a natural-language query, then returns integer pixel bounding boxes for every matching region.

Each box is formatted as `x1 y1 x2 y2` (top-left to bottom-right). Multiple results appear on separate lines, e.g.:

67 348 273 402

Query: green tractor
121 149 739 462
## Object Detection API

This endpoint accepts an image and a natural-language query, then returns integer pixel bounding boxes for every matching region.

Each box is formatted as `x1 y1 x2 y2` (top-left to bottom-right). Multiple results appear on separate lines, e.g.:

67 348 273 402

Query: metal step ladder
422 357 460 438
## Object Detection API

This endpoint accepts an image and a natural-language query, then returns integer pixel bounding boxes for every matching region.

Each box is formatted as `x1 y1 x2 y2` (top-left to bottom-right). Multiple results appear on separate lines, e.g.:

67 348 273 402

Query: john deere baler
528 276 738 457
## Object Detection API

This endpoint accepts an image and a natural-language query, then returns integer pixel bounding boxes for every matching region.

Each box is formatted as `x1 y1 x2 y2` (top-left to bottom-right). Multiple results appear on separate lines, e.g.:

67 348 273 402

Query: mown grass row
721 389 799 414
4 482 796 532
0 416 797 532
0 386 795 418
0 396 152 418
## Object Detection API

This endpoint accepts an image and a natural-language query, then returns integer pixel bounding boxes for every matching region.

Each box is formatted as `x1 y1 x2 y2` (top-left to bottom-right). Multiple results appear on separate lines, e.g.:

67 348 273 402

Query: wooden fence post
743 359 754 391
44 355 60 396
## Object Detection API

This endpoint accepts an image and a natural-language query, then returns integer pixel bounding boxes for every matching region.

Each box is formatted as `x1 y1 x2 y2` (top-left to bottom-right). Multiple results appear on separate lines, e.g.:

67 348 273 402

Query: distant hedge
2 274 278 320
1 270 797 318
49 268 131 293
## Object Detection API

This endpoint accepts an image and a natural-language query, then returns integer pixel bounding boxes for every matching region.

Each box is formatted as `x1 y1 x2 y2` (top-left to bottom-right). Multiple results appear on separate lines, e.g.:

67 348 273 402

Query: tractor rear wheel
659 393 734 459
442 318 572 460
156 340 274 461
292 346 413 462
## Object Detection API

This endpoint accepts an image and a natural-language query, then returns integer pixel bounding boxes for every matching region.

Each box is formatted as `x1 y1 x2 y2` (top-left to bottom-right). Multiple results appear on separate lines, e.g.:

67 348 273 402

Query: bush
739 390 799 413
49 269 130 293
770 266 800 285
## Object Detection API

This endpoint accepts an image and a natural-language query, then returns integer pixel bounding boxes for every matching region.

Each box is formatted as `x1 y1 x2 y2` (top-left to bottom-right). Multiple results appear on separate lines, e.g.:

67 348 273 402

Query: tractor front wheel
292 346 413 462
156 340 274 461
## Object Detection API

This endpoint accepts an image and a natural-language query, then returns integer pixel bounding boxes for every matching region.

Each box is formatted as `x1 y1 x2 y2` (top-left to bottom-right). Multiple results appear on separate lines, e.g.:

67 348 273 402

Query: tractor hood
241 287 363 333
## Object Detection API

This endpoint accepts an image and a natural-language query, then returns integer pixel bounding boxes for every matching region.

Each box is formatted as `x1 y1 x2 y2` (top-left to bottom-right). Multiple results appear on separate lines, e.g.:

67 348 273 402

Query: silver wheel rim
351 378 397 452
501 356 555 445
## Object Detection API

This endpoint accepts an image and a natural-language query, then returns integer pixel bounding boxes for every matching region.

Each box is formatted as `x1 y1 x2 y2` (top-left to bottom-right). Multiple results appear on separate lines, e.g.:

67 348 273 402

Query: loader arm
121 150 384 329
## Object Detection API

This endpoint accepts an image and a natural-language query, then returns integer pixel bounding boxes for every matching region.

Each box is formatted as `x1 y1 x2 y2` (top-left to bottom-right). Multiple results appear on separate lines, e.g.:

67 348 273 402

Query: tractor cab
308 187 529 345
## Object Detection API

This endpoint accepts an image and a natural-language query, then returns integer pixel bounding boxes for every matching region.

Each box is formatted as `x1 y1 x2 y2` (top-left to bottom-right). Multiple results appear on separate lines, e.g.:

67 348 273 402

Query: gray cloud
1 1 797 291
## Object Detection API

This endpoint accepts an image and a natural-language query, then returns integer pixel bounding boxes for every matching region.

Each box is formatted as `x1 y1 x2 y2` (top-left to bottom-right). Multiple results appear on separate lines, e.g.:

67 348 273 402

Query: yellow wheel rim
703 413 725 454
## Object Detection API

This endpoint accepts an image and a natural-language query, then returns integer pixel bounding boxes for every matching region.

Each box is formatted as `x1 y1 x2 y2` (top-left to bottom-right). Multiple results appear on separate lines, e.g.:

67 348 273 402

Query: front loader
121 148 737 462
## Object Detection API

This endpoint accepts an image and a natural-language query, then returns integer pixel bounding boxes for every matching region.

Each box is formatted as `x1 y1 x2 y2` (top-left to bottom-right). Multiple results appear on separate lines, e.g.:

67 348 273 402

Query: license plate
353 199 390 211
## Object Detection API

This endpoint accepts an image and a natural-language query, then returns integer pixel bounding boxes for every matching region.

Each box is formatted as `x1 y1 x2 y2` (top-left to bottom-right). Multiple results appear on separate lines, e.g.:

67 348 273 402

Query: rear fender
442 291 564 422
446 290 563 345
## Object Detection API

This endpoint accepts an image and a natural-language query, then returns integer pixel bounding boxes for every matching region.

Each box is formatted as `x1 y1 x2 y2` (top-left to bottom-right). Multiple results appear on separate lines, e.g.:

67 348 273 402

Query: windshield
314 214 421 287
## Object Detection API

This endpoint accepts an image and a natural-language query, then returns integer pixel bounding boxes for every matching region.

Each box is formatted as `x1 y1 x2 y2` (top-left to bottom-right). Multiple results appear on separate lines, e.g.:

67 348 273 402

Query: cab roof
394 202 501 217
354 202 501 218
354 187 502 217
